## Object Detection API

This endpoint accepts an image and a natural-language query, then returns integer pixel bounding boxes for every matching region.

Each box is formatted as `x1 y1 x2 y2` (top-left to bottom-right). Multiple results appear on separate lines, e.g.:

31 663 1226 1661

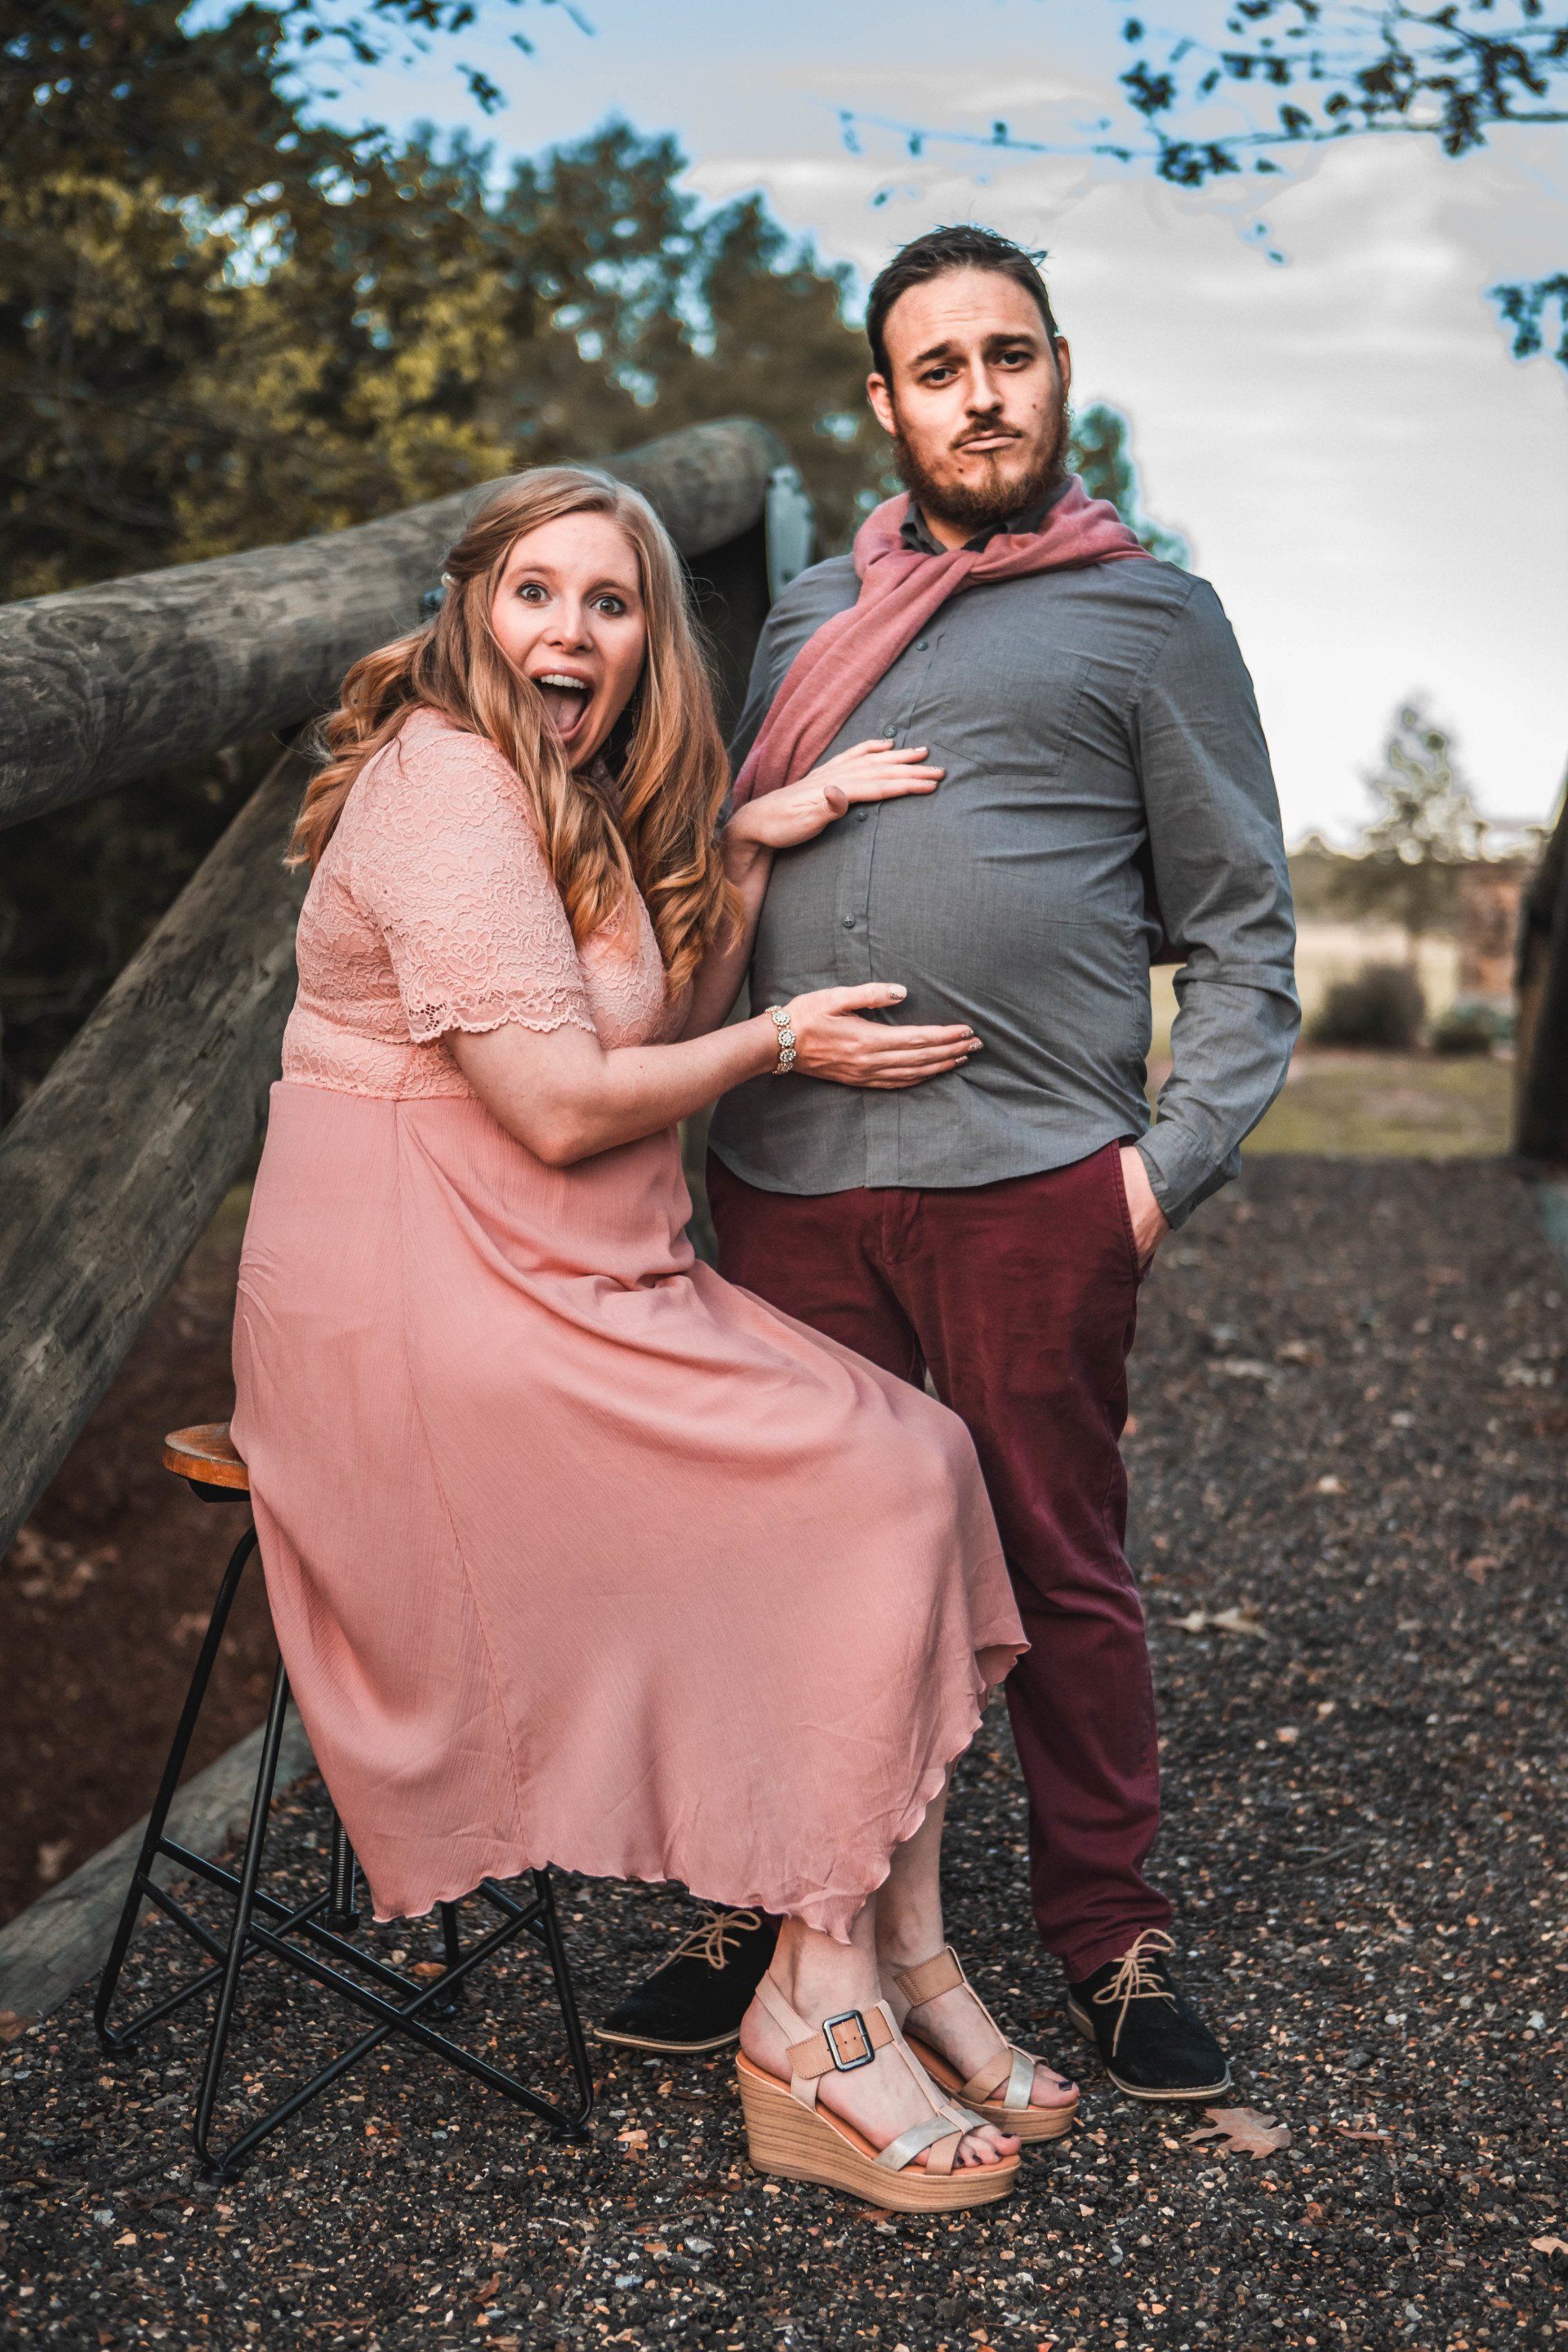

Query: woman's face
490 512 648 768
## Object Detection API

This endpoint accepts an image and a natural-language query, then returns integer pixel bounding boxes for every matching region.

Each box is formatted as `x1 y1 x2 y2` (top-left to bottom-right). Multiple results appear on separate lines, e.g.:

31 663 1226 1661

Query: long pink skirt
230 1081 1023 1935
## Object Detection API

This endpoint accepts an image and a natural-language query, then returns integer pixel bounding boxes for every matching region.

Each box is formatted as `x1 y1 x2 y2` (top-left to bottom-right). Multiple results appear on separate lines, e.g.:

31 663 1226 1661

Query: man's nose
964 366 1005 413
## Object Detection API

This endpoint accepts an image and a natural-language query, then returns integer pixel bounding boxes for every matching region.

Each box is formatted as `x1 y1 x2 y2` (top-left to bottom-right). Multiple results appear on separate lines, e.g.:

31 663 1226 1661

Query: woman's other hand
785 983 980 1091
726 739 942 859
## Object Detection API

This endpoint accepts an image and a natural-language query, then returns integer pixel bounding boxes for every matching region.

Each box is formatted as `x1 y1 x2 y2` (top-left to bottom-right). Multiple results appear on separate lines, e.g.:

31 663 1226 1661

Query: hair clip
420 570 455 623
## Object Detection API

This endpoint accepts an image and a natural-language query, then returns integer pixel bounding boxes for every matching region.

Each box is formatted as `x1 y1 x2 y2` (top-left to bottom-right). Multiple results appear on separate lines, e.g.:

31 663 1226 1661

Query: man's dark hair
865 225 1061 380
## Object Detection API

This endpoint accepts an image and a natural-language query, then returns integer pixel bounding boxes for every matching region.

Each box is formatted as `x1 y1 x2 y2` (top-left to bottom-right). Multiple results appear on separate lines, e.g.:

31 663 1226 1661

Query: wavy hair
290 466 738 996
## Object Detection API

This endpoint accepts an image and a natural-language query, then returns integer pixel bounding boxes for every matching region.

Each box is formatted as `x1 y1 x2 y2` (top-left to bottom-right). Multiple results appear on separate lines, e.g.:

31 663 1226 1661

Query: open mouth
532 670 595 745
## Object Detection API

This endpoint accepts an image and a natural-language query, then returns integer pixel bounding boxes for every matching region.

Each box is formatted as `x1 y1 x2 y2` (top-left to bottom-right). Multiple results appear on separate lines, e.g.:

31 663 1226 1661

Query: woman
232 466 1079 2211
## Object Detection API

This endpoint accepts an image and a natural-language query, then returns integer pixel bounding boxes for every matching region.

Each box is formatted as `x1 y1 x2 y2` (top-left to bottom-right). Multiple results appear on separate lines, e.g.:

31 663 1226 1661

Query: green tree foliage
2 5 878 598
1068 401 1188 563
1329 697 1485 952
0 7 877 1095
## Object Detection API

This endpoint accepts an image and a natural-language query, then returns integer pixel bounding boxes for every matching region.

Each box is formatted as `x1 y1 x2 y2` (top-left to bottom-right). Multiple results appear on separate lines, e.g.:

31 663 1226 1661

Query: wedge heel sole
735 2055 1018 2211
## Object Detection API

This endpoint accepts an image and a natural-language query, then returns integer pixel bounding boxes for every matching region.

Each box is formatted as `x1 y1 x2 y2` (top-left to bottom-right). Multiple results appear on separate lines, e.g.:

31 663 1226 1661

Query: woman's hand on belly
785 984 982 1091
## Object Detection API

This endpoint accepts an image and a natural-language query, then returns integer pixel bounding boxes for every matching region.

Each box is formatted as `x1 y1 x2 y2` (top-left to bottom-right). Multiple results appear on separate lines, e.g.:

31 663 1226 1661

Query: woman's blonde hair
290 466 739 996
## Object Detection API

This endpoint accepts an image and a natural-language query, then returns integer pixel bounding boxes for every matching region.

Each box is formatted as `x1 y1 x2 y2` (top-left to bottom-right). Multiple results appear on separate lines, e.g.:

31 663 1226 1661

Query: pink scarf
731 478 1152 807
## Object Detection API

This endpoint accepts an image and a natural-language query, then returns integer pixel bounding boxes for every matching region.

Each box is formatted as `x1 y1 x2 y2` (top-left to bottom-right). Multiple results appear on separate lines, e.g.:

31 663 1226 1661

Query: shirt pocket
929 635 1094 782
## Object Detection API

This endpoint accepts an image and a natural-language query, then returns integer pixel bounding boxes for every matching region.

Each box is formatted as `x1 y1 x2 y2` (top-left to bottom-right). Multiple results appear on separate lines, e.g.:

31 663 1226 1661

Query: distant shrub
1308 961 1426 1050
1432 1000 1510 1057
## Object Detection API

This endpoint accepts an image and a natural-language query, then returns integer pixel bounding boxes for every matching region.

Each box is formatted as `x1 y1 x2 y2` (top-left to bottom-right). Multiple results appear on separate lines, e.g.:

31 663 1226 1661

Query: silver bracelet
768 1002 797 1076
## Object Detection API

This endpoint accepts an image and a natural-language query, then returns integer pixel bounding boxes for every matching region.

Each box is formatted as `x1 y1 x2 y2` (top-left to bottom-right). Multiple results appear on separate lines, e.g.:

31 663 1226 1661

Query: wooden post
0 754 306 1557
0 417 788 831
1516 791 1568 1162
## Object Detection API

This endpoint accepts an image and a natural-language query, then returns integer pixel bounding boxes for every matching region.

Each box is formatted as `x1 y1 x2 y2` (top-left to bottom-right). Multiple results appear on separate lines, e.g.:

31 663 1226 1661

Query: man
595 224 1298 2100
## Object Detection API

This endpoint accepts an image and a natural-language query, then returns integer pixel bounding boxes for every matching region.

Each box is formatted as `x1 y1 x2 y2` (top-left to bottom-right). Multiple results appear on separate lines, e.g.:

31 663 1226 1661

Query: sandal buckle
821 2008 875 2071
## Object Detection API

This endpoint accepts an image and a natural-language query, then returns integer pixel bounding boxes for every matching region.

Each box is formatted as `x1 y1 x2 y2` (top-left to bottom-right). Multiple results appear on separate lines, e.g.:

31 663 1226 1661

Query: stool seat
163 1423 251 1493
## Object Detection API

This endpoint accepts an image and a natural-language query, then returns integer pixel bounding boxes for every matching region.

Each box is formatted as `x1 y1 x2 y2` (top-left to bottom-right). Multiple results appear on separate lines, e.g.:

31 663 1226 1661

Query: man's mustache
951 424 1021 452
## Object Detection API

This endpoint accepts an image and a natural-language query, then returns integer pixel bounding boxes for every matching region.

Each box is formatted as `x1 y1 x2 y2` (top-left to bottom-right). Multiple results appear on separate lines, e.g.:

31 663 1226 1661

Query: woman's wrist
744 1009 783 1076
719 818 772 882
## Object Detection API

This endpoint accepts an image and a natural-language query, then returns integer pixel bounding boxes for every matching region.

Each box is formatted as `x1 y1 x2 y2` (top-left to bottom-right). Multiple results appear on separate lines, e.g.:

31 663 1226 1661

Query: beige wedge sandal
735 1974 1020 2212
893 1945 1080 2142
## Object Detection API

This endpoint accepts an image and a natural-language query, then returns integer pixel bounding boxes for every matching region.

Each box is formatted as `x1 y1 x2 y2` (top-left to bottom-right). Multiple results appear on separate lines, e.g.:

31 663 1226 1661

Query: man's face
867 267 1073 543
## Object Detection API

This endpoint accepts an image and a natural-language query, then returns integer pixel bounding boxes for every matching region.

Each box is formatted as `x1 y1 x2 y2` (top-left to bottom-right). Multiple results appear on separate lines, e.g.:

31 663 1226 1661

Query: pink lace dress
232 707 1022 1931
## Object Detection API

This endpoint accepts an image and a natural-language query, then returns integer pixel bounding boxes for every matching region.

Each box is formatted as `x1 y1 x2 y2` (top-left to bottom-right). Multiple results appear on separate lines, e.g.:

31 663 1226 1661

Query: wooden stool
94 1421 595 2178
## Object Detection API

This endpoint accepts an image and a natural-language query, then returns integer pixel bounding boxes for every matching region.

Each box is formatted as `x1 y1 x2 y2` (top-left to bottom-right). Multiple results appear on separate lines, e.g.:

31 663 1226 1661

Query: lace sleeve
350 722 596 1045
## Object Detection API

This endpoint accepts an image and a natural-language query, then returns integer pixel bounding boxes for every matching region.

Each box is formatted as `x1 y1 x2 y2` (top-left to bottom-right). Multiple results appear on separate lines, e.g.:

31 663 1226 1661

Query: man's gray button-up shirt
708 538 1299 1230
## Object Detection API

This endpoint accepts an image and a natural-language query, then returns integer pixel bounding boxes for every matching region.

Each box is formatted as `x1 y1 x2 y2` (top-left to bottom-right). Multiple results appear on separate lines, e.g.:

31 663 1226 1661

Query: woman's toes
956 2123 1017 2167
1034 2061 1078 2109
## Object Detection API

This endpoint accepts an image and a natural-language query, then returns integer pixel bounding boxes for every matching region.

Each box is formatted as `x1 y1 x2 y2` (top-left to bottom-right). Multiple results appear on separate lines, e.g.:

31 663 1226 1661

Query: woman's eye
593 595 626 617
515 581 548 603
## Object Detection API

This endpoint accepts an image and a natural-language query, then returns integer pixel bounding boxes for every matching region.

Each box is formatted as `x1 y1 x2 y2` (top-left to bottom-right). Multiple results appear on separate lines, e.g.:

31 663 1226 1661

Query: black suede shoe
1067 1931 1232 2101
591 1908 780 2055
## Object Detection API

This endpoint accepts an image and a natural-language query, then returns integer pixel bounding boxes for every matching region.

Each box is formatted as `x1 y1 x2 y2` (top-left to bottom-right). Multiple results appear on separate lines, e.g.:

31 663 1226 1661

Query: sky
302 0 1568 845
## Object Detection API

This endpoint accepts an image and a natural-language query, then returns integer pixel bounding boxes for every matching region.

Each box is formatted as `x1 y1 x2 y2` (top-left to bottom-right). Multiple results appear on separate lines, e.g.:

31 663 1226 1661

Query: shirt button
856 808 869 822
915 639 929 651
841 915 856 929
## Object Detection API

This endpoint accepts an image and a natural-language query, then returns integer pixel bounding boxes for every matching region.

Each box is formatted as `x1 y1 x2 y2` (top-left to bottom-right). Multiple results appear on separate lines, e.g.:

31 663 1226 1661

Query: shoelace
1091 1928 1179 2056
667 1907 762 1971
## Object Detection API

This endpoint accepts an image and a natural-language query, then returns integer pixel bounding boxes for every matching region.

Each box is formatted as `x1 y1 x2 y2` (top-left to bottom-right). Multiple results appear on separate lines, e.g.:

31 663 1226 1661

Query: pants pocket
1106 1141 1144 1288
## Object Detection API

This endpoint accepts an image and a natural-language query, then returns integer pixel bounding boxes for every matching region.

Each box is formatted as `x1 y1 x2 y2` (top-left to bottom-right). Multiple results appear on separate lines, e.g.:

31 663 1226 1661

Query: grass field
1242 1047 1513 1157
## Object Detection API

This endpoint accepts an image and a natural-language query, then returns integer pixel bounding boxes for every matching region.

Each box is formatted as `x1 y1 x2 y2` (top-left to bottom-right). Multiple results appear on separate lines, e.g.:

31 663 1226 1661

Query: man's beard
892 399 1071 539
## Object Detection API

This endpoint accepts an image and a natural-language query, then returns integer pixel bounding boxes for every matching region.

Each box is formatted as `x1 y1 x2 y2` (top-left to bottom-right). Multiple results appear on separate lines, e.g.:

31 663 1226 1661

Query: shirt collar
899 473 1070 556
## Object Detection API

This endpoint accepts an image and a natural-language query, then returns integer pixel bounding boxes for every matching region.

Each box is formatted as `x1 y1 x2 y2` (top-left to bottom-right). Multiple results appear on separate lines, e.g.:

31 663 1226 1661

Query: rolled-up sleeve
1129 579 1299 1227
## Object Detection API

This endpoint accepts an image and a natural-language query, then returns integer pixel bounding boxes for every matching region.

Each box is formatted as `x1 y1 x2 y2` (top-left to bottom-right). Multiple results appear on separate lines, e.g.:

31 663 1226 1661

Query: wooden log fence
0 419 813 1557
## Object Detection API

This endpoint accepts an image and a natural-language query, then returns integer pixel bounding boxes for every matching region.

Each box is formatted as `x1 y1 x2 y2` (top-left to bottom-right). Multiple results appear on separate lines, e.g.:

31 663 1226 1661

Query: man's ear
866 372 896 437
1054 336 1072 400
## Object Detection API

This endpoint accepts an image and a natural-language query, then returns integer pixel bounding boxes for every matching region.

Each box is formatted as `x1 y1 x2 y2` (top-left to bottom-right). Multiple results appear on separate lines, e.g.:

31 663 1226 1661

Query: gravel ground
3 1156 1566 2352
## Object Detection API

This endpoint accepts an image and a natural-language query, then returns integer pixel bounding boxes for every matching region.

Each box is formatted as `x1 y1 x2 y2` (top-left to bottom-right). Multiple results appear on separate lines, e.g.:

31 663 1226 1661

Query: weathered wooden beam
0 751 306 1557
1 416 787 831
0 1707 315 2023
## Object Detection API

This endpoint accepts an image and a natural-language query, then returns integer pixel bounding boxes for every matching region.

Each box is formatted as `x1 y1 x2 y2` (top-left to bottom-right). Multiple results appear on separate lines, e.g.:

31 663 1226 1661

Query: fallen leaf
1530 2237 1568 2256
1174 1610 1210 1633
410 1961 447 1979
1215 1356 1276 1383
35 1838 71 1886
1210 1606 1266 1637
1333 2125 1392 2144
615 2127 648 2156
0 2011 31 2045
1185 2106 1292 2158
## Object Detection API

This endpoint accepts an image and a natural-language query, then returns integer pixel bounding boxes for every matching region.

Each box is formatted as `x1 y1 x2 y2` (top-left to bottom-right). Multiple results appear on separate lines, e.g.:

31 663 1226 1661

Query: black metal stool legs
95 1504 595 2176
94 1523 260 2049
325 1812 359 1935
193 1651 292 2174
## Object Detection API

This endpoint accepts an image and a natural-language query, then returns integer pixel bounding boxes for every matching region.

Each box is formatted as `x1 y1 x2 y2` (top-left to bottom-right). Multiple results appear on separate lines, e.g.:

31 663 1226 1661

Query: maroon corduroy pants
706 1141 1172 1980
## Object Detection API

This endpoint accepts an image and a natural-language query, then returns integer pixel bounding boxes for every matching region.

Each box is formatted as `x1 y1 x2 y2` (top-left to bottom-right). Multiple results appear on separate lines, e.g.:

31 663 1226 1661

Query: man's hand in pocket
1119 1146 1170 1274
